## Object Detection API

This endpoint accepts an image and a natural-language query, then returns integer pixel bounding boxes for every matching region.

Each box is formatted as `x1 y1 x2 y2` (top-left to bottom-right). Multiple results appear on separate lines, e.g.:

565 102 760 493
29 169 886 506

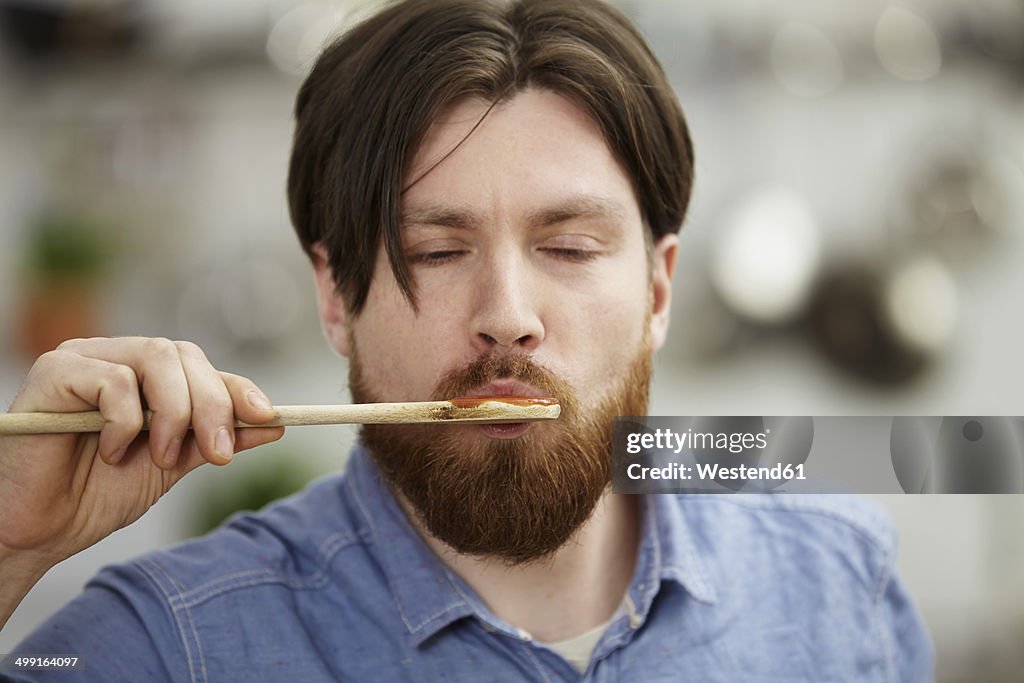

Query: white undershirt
542 620 614 673
536 603 625 674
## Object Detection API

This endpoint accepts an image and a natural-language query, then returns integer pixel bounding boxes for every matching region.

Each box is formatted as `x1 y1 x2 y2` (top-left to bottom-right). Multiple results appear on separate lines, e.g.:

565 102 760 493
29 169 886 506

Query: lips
463 380 547 400
462 380 547 439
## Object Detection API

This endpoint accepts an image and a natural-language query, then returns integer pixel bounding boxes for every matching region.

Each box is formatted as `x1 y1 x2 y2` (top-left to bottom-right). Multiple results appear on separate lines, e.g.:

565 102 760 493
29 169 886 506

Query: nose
470 252 544 353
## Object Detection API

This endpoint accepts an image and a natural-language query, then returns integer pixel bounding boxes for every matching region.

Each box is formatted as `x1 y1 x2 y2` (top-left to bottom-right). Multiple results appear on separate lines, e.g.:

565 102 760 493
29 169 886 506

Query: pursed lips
464 380 546 400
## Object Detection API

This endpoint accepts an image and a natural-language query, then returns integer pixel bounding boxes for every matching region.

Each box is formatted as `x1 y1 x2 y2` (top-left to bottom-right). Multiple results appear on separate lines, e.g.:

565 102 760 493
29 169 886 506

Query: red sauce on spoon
447 397 559 408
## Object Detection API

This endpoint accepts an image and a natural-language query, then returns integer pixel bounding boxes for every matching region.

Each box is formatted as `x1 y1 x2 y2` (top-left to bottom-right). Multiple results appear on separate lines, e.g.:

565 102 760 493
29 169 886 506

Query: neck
404 490 640 643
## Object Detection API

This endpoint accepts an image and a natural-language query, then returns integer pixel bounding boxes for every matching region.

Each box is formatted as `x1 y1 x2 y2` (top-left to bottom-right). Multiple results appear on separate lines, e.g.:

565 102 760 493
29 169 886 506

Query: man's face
315 87 676 562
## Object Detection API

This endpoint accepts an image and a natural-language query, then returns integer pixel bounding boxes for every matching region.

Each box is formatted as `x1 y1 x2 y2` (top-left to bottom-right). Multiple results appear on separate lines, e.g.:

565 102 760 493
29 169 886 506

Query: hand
0 337 285 570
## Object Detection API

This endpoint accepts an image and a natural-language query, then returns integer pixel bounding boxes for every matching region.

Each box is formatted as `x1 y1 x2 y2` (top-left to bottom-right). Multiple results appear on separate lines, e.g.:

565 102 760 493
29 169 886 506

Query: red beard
351 348 651 565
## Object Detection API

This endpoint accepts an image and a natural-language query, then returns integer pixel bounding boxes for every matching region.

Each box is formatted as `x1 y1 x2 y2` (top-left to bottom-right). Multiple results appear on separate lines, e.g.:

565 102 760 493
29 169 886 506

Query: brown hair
288 0 694 314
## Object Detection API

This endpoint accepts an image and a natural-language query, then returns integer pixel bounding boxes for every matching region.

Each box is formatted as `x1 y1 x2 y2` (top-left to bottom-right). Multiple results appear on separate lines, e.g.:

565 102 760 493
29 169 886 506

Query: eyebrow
400 194 629 231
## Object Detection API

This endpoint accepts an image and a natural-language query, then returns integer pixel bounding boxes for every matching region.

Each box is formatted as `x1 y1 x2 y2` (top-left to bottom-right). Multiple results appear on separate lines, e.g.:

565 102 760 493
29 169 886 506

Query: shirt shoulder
697 493 895 547
115 472 367 609
12 473 400 682
675 494 897 593
650 494 932 681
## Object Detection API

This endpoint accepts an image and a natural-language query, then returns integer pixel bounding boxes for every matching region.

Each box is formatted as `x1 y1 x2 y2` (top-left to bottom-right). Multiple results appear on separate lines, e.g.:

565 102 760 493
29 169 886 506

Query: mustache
432 354 579 418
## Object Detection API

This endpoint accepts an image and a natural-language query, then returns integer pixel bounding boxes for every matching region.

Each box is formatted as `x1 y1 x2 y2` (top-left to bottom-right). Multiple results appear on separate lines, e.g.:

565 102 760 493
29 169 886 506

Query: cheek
351 281 468 401
549 269 651 386
584 291 648 355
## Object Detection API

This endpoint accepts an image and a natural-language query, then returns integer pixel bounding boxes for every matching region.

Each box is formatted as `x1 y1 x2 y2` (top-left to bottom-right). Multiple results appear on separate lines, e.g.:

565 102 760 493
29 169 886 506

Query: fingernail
164 436 183 468
247 389 273 411
215 427 234 460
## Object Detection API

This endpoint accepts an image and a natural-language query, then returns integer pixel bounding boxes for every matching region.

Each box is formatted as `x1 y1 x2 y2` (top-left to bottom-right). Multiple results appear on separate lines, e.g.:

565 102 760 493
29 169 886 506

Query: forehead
401 87 642 228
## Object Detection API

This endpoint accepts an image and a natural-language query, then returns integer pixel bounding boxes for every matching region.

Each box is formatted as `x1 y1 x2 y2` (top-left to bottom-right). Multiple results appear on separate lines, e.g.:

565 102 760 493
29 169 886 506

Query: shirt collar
342 446 717 648
344 446 478 647
640 493 718 606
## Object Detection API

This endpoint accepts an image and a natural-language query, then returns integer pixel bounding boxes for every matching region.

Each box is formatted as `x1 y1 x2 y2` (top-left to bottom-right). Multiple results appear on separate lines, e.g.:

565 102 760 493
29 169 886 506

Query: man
0 0 932 680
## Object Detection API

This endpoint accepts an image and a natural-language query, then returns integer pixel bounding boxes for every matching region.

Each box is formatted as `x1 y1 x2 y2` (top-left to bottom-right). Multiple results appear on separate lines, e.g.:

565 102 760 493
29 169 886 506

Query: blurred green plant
16 208 117 357
22 210 112 281
189 455 318 537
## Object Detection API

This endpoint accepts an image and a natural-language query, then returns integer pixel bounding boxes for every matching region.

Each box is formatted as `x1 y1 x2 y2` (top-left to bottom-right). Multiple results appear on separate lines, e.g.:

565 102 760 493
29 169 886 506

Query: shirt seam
871 544 897 683
178 571 330 608
408 602 473 635
444 572 505 637
318 529 360 562
638 496 665 614
345 471 410 625
650 497 717 604
157 531 361 610
137 557 208 683
346 466 466 637
519 641 555 683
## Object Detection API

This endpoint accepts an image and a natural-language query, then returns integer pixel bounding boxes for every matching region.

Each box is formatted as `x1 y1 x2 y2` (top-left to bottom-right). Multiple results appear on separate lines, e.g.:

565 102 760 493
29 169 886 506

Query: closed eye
407 250 466 265
540 247 599 263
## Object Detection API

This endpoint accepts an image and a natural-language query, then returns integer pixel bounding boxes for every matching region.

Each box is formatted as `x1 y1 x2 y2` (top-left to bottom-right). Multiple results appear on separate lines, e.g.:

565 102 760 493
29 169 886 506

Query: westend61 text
627 462 807 481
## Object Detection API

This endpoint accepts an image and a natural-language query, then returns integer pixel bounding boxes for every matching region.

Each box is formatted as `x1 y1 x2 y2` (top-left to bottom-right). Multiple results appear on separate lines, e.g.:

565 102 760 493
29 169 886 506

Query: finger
175 341 235 466
11 350 145 465
219 372 277 425
234 426 286 452
167 427 285 487
92 364 147 465
53 337 194 467
11 348 114 413
134 339 191 472
123 425 284 472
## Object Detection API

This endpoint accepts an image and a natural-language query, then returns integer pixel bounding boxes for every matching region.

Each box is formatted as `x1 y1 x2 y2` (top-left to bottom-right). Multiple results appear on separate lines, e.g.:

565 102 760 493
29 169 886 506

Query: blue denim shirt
9 446 933 682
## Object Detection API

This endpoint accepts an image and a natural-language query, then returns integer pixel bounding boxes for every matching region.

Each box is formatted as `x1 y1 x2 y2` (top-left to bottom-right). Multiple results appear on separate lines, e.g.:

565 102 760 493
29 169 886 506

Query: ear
649 233 679 351
311 243 351 358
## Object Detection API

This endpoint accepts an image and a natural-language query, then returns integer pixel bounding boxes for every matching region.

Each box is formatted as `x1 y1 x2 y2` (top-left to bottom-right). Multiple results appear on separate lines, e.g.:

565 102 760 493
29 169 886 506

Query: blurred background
0 0 1022 679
